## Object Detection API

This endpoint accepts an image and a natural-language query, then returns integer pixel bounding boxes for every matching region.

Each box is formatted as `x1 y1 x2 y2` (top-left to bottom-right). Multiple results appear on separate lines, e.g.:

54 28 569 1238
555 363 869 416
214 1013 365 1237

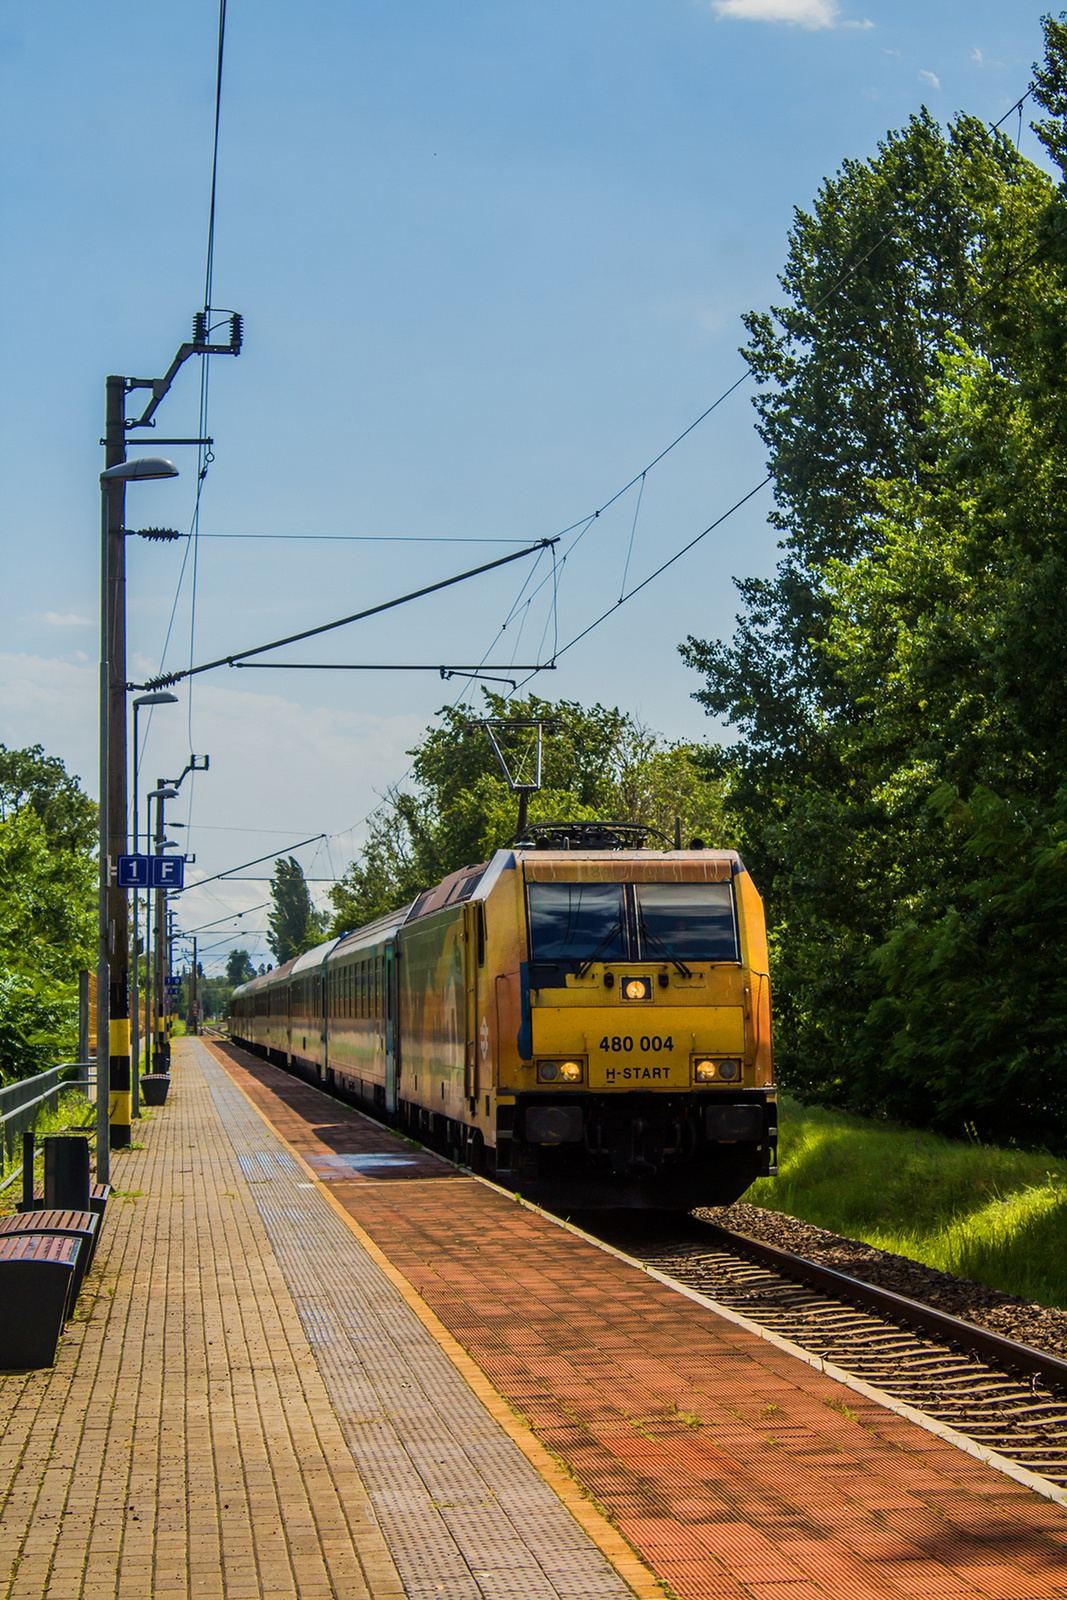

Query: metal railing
0 1064 94 1190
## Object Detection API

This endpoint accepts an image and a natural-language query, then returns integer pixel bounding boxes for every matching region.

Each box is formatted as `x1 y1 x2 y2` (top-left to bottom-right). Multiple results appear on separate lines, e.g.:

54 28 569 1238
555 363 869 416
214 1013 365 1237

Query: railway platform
2 1037 1067 1599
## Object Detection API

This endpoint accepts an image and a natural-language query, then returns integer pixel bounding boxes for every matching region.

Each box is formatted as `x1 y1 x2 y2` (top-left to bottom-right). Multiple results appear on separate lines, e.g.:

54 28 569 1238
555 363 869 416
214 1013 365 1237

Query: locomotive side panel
734 866 773 1083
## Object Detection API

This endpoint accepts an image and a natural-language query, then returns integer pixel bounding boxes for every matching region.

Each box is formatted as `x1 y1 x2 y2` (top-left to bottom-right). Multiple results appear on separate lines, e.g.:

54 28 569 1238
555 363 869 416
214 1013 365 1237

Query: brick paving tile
211 1038 1067 1600
0 1051 405 1599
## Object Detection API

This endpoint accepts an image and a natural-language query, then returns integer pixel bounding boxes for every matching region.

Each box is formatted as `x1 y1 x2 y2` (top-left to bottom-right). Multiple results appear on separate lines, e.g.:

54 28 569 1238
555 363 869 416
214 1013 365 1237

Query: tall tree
225 948 255 986
267 857 327 964
682 110 1052 786
680 32 1067 1143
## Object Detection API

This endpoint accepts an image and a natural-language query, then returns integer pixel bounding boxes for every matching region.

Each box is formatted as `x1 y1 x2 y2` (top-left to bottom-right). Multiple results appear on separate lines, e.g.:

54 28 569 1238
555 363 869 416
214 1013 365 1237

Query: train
228 822 777 1209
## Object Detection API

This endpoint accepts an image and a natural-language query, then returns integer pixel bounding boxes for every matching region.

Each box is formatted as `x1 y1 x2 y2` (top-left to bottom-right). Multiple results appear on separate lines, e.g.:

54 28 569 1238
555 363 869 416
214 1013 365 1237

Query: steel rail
698 1220 1067 1393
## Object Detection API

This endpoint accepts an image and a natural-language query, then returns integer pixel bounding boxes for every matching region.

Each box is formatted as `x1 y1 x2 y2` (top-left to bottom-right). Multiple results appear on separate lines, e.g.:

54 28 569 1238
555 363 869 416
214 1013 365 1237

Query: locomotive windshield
527 879 739 964
634 882 738 962
527 883 626 963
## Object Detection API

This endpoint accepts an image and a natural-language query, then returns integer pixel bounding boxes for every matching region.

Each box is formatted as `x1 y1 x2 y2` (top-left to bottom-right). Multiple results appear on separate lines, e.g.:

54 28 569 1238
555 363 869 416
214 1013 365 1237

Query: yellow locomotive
229 823 776 1208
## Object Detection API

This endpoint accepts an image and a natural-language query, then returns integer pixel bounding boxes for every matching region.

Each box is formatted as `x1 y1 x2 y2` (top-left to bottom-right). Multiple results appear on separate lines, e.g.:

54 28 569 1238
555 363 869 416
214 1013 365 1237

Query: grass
747 1096 1067 1309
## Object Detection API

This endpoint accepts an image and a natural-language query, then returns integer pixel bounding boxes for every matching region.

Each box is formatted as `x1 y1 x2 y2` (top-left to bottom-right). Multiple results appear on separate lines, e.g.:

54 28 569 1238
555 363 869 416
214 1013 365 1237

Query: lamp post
96 455 178 1185
131 693 178 1115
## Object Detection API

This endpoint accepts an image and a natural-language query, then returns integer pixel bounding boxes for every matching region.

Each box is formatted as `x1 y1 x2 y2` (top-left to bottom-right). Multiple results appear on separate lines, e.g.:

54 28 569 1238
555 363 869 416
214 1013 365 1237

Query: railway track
588 1212 1067 1488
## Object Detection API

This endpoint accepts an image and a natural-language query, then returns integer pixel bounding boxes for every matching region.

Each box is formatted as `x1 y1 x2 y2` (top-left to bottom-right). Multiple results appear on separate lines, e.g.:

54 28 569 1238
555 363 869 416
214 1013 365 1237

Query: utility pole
167 908 178 1056
187 937 199 1036
95 315 241 1160
153 780 169 1072
104 377 132 1150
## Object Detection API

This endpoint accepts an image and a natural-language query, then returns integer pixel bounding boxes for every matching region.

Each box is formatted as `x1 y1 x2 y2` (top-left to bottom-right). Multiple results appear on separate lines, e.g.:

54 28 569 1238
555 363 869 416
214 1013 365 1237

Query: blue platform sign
151 855 185 889
116 854 150 887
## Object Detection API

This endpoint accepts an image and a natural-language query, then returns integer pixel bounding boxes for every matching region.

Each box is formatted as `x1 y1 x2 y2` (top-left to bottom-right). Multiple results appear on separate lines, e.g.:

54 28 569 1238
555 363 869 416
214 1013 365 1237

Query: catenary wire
143 539 557 689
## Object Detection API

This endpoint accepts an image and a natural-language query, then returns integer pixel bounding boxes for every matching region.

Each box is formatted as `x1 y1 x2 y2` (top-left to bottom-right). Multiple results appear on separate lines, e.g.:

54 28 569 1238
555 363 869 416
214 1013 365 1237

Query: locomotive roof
517 848 740 881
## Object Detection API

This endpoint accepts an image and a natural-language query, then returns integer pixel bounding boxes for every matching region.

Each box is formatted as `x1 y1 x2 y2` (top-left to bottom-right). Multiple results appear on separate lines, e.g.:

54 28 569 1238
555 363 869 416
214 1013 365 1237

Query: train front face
503 851 776 1209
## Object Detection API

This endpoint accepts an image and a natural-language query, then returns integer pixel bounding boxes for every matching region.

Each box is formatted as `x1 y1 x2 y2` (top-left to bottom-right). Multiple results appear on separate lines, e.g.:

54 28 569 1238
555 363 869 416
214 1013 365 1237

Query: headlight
537 1058 584 1083
621 976 652 1001
693 1056 743 1083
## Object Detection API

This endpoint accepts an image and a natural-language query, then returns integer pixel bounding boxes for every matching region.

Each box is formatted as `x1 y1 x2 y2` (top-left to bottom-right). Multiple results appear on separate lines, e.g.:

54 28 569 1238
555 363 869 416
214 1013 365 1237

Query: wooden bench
0 1210 99 1303
19 1183 110 1239
0 1235 80 1369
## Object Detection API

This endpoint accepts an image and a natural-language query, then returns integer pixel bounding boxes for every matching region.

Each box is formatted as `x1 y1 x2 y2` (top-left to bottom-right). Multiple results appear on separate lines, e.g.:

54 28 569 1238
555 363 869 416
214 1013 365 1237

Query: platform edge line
471 1174 1067 1511
205 1042 667 1600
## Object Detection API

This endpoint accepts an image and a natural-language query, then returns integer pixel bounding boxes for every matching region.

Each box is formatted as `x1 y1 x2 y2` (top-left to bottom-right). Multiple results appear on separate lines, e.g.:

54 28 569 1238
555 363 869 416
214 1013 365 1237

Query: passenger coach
230 826 777 1209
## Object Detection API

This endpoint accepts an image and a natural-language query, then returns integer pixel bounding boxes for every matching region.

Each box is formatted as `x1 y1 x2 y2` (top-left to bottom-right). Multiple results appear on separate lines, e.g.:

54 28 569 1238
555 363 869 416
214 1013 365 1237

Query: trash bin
43 1135 90 1211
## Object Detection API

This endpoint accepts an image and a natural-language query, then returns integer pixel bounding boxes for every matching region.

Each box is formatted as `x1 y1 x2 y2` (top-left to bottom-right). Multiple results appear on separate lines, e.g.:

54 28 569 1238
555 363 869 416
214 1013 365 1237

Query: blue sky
0 0 1049 969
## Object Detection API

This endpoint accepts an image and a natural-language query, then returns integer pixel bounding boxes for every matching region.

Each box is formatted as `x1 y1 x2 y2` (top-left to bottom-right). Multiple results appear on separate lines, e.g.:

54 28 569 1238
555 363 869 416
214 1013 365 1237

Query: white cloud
43 611 93 628
712 0 871 28
919 69 941 89
713 0 840 26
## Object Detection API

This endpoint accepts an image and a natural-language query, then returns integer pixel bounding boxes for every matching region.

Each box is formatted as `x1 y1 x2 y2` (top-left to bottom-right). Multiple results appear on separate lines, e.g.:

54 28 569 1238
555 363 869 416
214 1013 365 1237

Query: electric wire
143 538 557 689
512 476 772 693
183 0 229 849
196 533 533 543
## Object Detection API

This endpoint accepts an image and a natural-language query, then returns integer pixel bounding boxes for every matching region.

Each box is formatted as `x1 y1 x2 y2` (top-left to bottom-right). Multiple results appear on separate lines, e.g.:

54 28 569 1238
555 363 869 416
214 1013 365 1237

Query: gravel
695 1201 1067 1361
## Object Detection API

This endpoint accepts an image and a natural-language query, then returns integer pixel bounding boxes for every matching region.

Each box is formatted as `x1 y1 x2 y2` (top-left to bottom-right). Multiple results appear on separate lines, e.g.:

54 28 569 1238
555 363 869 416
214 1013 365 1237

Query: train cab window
635 882 738 962
528 883 627 965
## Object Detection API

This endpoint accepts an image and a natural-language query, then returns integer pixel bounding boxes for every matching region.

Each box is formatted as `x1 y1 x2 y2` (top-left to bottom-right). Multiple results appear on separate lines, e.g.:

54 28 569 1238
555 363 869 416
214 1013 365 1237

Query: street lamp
130 691 178 1117
96 457 178 1185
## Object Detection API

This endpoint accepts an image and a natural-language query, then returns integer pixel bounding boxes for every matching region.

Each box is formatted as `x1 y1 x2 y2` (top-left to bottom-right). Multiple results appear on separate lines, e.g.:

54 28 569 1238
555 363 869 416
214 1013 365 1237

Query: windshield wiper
576 919 624 979
639 922 692 979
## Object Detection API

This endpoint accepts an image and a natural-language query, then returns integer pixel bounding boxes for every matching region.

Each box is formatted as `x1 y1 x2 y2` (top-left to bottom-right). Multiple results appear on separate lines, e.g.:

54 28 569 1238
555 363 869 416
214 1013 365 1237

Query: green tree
681 110 1052 782
268 857 327 964
679 18 1067 1144
225 948 255 986
0 797 95 1082
0 743 96 853
329 692 730 933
